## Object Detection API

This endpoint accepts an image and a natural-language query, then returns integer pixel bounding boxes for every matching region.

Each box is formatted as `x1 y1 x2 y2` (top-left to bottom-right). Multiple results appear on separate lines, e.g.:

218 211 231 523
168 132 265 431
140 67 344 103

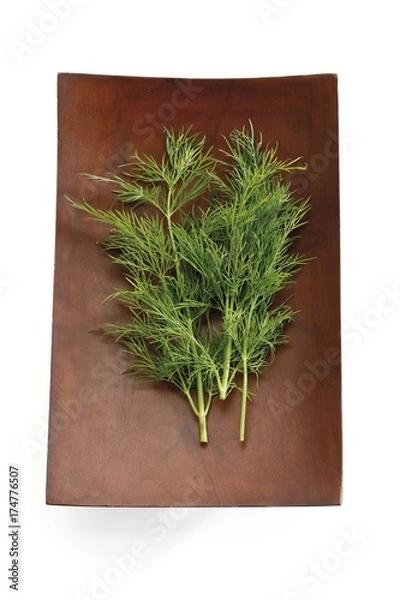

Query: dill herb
70 125 310 443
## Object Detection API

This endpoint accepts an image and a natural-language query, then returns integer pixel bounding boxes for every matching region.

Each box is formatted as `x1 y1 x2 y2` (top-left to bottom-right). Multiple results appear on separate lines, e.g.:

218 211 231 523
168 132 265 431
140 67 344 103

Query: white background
1 1 399 599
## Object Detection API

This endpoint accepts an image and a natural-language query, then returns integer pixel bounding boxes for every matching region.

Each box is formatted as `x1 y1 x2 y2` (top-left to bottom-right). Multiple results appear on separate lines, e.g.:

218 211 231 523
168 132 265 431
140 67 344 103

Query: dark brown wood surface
46 73 341 506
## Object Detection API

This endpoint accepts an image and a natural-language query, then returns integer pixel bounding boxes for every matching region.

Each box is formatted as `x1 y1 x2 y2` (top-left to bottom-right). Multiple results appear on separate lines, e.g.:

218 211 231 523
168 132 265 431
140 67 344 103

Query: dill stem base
198 414 208 444
239 359 248 442
220 338 232 400
197 373 208 443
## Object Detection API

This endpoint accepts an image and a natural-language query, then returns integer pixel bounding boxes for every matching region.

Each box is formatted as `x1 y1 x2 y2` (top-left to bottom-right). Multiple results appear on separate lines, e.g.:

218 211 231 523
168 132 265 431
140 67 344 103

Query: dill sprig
69 125 310 443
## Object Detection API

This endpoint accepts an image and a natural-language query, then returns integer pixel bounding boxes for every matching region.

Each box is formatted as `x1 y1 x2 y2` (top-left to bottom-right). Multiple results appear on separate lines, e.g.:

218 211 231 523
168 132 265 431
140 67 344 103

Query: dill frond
70 125 310 443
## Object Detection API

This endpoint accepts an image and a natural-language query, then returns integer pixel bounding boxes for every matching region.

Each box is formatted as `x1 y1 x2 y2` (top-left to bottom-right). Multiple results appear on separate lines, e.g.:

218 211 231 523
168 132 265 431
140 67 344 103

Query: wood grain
46 73 342 506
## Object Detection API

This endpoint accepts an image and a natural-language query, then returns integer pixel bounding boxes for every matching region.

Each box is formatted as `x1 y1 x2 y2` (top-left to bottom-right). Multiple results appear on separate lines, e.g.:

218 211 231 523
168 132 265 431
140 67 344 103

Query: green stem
166 211 180 278
205 391 213 415
166 187 210 442
220 297 233 400
239 305 256 442
197 371 208 443
220 337 232 400
239 355 248 442
183 390 199 417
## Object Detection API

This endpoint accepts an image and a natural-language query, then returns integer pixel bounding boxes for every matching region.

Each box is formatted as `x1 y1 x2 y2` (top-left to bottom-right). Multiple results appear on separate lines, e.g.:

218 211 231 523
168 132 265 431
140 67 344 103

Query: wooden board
46 73 342 506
